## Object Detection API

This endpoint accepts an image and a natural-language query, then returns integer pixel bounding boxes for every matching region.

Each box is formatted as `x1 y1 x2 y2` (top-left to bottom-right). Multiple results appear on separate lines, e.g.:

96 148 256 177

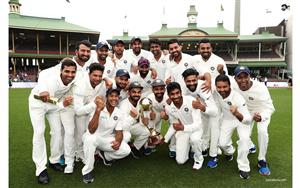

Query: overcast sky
15 0 292 40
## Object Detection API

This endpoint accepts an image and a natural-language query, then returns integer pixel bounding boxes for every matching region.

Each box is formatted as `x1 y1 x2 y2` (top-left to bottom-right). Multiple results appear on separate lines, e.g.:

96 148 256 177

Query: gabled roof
149 23 238 40
238 32 287 42
9 13 100 34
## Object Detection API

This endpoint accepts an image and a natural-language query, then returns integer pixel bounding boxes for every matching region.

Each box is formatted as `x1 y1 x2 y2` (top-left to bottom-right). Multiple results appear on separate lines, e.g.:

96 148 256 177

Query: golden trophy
139 97 163 146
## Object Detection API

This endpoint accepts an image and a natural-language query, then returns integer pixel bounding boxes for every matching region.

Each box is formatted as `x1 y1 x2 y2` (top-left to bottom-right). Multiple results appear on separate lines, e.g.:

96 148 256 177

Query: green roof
238 32 287 42
149 23 238 39
238 61 287 67
9 0 21 5
9 13 100 34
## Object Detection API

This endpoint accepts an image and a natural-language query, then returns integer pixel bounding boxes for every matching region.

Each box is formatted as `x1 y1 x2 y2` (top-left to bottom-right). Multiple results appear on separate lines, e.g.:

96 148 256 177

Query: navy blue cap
234 66 251 77
106 88 121 96
96 41 110 50
116 69 130 78
112 39 125 46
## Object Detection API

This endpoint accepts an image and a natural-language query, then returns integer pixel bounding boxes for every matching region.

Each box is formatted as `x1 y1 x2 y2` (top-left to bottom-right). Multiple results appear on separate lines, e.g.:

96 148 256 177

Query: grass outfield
9 88 292 188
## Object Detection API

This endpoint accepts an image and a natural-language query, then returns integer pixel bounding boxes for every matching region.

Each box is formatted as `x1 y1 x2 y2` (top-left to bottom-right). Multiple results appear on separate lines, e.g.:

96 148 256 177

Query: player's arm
200 72 212 93
88 96 105 134
111 130 123 150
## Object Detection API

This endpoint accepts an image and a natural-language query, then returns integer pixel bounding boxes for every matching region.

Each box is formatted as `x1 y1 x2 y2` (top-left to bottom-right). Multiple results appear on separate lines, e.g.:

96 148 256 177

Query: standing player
148 39 169 81
181 68 219 168
164 82 204 170
214 74 252 179
95 41 116 80
28 59 76 184
233 66 275 176
113 69 130 102
82 88 131 183
73 63 107 162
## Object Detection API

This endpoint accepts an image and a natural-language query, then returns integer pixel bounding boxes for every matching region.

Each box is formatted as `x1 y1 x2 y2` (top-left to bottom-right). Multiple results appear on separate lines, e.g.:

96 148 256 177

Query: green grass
9 88 292 188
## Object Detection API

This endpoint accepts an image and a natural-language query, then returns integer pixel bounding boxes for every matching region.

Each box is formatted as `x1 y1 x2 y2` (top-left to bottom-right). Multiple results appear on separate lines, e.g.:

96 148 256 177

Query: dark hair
199 38 211 45
167 39 179 47
149 39 161 46
215 74 231 86
166 82 181 95
75 40 92 50
182 68 199 79
89 63 105 74
61 58 77 70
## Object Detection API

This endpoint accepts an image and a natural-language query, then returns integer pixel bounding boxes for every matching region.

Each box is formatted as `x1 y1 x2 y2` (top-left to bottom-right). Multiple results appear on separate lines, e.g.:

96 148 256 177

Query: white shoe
64 164 74 174
193 161 203 170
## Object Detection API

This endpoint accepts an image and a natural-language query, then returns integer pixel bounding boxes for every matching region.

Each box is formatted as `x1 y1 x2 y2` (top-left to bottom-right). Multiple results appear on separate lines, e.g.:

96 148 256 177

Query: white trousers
59 108 76 166
74 115 89 160
219 119 251 172
82 132 131 175
29 96 63 176
250 118 270 161
129 123 150 150
175 130 203 165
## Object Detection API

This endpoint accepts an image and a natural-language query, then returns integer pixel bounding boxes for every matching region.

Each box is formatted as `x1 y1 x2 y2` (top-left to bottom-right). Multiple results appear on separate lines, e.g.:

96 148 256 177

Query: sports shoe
193 161 202 170
202 149 208 157
59 155 65 166
64 164 74 174
99 150 112 166
130 145 142 159
258 160 271 176
169 151 176 159
142 147 152 156
37 169 49 184
225 155 233 161
239 170 250 179
48 162 64 172
249 145 256 154
207 157 218 168
189 151 194 159
82 171 94 184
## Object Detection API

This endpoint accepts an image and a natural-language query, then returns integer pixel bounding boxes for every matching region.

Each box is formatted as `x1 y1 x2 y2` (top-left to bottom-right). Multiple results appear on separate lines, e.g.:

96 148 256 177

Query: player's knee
176 157 187 165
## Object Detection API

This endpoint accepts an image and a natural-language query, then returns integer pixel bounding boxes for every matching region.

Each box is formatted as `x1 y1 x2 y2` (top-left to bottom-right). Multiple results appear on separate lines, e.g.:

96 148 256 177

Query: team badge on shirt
184 107 189 112
249 97 254 100
227 101 232 106
113 116 118 120
124 60 127 64
184 63 188 67
162 60 166 64
147 80 152 84
86 66 90 71
210 67 215 71
107 70 111 74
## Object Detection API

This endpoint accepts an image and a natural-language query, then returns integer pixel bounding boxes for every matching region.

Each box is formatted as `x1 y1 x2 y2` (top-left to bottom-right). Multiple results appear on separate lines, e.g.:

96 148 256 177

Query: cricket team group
28 37 275 184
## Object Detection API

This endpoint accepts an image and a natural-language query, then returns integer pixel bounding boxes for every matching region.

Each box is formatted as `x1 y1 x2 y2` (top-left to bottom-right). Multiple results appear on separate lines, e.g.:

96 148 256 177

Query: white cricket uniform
147 93 169 133
130 71 155 98
126 49 153 65
182 80 219 157
29 68 75 176
96 57 116 80
164 96 204 166
111 80 128 104
113 52 136 73
73 73 107 160
193 53 228 84
148 52 169 81
215 90 252 172
82 107 131 175
165 53 195 86
119 98 150 150
233 79 275 161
